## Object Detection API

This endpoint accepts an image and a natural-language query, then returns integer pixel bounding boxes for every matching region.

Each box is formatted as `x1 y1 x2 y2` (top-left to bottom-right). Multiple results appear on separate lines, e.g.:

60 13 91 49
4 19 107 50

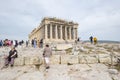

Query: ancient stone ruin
29 17 78 43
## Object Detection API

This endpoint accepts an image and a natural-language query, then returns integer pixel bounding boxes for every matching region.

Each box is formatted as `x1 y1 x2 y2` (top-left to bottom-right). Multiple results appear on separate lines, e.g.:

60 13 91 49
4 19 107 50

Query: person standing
43 44 52 69
93 37 97 45
26 41 28 47
31 39 34 47
33 38 37 48
0 40 3 47
40 39 43 48
89 36 93 44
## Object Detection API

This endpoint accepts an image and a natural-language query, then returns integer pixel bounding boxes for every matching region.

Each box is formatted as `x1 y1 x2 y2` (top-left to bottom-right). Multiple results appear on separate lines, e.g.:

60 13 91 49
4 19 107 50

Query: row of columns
45 24 77 40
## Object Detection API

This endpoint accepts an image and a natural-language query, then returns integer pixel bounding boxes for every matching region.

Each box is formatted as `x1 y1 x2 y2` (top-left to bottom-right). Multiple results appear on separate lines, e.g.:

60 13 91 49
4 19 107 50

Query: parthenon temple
29 17 79 43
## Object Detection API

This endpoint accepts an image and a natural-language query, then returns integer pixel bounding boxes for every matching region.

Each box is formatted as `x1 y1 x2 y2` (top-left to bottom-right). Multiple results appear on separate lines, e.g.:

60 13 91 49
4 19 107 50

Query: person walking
43 44 52 69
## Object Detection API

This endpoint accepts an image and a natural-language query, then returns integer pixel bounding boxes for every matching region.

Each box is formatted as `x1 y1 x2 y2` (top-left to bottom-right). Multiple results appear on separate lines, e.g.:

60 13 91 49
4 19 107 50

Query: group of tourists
31 38 43 48
89 36 98 45
0 37 52 70
0 38 44 48
1 44 52 70
0 39 24 48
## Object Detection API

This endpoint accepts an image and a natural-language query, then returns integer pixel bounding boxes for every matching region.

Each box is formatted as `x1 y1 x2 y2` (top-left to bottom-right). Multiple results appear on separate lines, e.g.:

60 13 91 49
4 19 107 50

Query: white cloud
0 0 120 41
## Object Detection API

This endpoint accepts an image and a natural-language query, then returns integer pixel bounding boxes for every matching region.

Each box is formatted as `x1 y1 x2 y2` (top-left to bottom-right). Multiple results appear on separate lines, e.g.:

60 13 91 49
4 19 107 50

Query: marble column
65 26 67 40
76 28 78 39
69 27 71 40
73 28 76 40
45 24 48 39
55 24 58 39
50 24 53 39
60 25 63 39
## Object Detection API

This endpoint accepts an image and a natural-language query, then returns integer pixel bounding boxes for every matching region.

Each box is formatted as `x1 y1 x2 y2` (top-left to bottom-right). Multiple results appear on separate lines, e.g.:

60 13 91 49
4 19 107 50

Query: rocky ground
0 42 120 80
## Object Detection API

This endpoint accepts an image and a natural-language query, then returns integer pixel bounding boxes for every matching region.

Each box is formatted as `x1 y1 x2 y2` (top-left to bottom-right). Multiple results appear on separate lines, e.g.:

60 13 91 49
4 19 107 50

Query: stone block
107 69 118 75
83 56 98 64
98 54 111 64
79 54 98 64
30 56 41 65
79 55 86 64
61 55 69 64
24 57 30 65
14 57 25 66
61 55 79 64
85 56 98 64
56 44 72 50
0 57 4 68
68 55 79 64
73 51 79 55
111 56 119 65
50 55 60 64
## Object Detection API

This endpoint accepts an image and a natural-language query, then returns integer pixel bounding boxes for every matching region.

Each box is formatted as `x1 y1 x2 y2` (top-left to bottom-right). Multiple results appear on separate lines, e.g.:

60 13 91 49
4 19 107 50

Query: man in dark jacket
89 36 93 44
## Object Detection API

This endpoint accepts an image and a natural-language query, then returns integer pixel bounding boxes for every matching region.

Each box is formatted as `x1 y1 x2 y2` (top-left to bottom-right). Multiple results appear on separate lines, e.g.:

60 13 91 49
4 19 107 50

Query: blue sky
0 0 120 41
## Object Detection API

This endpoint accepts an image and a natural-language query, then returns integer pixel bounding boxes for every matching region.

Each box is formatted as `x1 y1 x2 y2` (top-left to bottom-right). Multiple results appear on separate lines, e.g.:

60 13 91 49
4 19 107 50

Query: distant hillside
84 40 120 43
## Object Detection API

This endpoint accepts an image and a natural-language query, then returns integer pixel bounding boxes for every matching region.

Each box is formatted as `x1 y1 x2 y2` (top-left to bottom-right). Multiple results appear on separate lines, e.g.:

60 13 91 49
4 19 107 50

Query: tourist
6 39 9 46
0 40 3 47
15 40 18 47
21 40 24 44
31 39 34 47
33 38 37 48
13 40 16 47
26 40 28 47
3 46 18 68
93 37 97 45
43 44 52 69
89 36 93 44
8 40 11 46
77 37 80 42
40 39 43 48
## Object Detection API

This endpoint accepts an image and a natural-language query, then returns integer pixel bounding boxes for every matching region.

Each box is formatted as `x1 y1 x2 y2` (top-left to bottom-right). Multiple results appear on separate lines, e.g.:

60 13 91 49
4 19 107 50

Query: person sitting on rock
4 46 18 68
43 44 52 69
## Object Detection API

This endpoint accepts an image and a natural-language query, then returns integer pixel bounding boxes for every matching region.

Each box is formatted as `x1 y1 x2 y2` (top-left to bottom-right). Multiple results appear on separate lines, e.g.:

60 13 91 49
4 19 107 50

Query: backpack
13 50 18 58
15 52 18 58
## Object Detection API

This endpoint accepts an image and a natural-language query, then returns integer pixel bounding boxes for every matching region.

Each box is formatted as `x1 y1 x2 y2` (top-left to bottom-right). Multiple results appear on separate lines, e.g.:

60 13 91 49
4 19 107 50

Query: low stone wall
14 56 43 66
50 54 118 65
13 54 118 66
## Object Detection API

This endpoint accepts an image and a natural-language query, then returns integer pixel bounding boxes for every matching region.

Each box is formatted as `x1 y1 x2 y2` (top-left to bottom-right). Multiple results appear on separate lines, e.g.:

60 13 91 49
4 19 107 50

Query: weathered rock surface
61 55 79 64
0 43 120 80
50 55 60 64
0 64 119 80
